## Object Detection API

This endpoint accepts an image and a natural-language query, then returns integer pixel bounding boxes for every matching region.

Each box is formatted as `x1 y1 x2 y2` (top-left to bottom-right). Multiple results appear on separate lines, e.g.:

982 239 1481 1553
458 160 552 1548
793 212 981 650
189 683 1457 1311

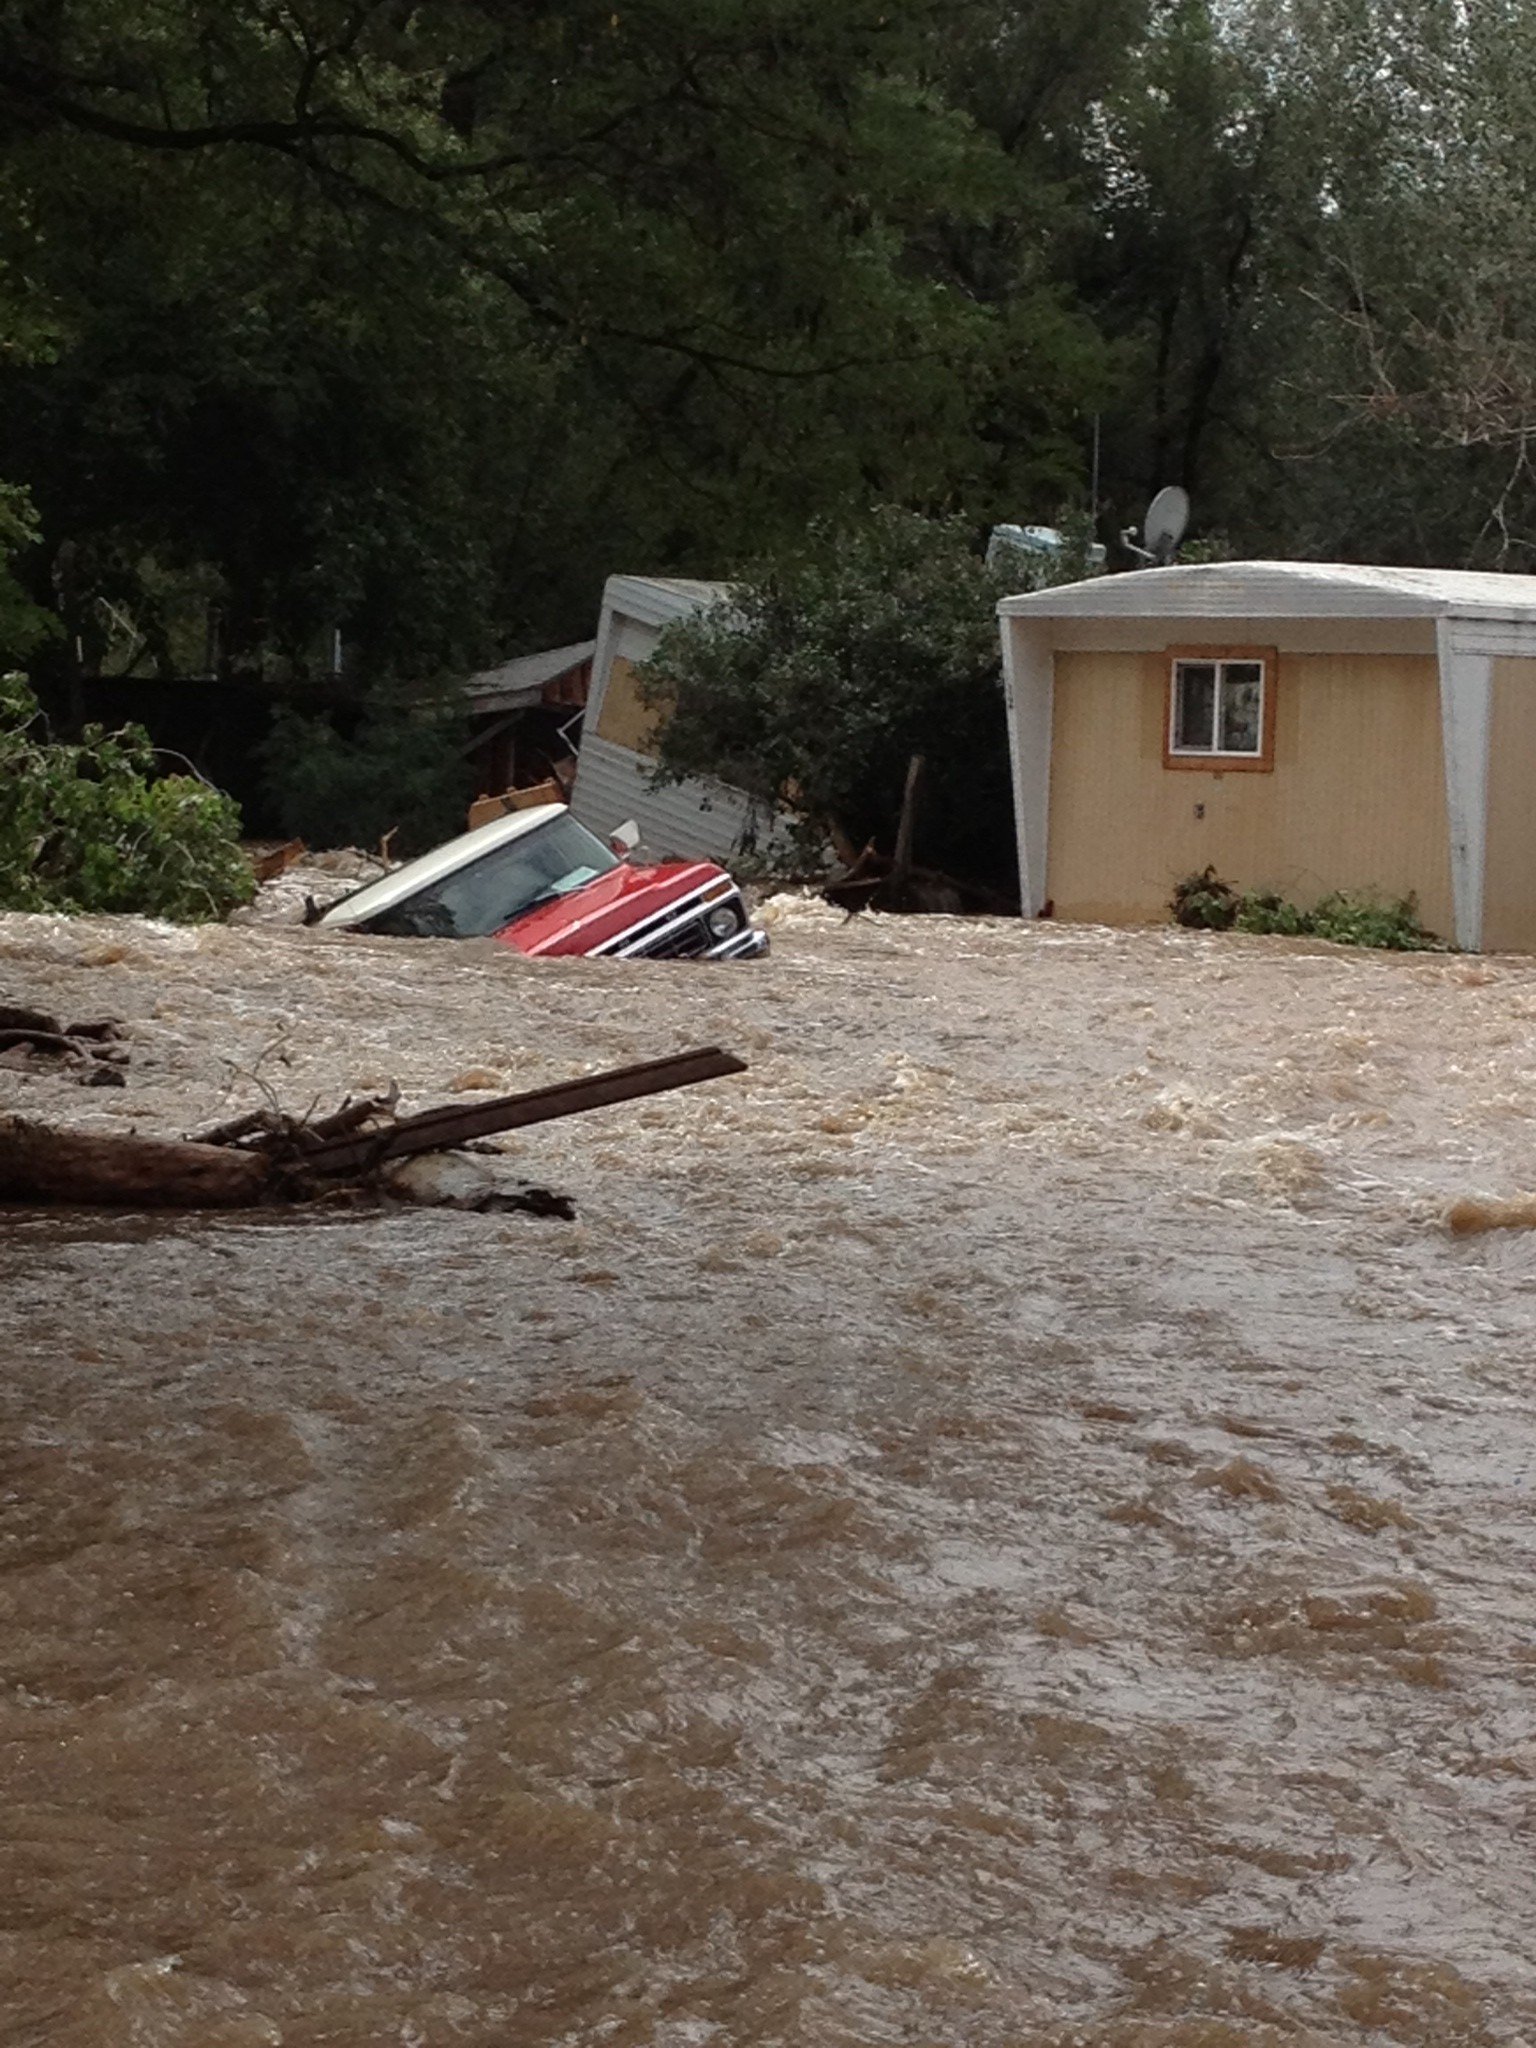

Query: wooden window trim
1163 645 1277 772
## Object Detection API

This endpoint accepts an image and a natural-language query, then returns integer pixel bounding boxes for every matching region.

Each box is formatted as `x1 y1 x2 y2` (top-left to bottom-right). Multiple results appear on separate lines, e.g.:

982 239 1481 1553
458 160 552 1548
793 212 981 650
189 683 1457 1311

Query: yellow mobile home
998 561 1536 952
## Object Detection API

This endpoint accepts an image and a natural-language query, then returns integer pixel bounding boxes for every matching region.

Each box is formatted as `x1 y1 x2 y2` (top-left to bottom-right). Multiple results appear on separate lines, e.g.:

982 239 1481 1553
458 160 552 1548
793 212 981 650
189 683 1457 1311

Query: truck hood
498 859 726 957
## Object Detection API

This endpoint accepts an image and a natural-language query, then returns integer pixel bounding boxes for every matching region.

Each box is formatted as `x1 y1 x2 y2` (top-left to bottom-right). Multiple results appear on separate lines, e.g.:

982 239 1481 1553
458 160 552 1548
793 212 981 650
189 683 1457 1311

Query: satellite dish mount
1122 485 1190 568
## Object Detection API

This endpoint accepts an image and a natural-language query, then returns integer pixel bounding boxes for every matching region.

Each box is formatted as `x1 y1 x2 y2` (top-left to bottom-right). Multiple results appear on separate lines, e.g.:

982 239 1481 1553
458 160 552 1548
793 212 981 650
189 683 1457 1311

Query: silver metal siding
570 735 769 863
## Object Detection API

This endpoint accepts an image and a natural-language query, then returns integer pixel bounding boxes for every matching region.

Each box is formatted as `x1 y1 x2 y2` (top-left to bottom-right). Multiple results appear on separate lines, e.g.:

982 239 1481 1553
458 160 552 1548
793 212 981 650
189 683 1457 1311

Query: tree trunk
0 1117 272 1207
883 753 926 911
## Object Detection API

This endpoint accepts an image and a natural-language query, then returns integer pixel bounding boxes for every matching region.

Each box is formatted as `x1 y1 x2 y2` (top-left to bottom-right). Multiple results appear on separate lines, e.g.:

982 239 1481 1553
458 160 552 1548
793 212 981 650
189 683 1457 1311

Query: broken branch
293 1048 748 1178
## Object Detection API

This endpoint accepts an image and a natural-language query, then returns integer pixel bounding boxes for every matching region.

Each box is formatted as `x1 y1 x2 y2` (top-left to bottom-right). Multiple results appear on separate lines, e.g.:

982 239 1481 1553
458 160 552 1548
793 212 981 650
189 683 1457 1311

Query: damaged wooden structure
0 1048 747 1212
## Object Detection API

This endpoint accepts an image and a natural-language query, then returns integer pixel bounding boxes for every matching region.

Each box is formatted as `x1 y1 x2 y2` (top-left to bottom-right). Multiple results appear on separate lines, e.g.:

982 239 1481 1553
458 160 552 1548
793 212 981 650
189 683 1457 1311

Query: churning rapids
3 899 1536 2047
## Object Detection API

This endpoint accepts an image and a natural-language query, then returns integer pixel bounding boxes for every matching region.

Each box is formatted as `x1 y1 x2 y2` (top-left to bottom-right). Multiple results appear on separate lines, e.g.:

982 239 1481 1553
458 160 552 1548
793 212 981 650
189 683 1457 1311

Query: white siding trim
599 574 731 632
1442 617 1536 659
1002 620 1054 914
1436 617 1494 951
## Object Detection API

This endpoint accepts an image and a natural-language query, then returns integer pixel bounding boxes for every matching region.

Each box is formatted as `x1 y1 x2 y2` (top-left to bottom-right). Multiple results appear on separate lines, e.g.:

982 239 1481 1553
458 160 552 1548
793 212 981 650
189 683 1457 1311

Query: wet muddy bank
3 907 1536 2044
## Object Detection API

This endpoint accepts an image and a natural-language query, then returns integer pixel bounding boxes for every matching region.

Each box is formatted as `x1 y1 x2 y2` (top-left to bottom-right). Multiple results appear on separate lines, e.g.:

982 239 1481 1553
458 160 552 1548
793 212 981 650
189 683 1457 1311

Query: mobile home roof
997 560 1536 623
602 575 730 630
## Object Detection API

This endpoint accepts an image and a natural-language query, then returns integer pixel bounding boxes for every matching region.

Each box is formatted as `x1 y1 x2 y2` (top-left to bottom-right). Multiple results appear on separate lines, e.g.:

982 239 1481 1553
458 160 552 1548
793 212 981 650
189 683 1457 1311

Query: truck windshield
361 815 620 939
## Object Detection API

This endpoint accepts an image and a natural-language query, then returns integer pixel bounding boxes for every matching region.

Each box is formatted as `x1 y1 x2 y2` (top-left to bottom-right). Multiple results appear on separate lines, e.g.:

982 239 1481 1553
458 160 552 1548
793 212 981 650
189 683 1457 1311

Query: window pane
361 815 620 938
1174 663 1216 750
1218 663 1263 752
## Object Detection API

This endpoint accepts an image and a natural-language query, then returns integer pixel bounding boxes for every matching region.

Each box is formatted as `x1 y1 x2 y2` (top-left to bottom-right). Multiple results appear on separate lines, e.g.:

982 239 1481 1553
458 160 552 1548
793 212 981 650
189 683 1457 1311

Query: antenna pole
1090 414 1100 529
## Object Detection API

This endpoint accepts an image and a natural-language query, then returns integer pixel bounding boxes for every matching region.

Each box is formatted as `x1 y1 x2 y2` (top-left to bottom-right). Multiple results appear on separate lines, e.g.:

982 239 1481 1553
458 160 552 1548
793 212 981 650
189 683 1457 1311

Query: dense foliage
0 0 1032 697
0 676 254 920
260 694 469 857
638 512 1026 885
2 0 1535 823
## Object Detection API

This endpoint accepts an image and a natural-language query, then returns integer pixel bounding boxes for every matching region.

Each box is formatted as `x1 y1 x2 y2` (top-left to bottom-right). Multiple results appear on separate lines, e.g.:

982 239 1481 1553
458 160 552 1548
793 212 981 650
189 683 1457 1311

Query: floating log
0 1117 271 1207
0 1005 131 1084
1447 1194 1536 1235
250 838 307 883
0 1005 66 1036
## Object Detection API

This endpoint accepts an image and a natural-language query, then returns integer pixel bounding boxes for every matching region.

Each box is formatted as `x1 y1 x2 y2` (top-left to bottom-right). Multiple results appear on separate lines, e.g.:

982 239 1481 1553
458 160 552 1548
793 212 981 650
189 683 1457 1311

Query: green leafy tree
1071 0 1536 568
0 480 54 667
260 693 469 857
0 0 1054 689
0 676 253 919
1257 0 1536 566
10 0 1520 785
639 509 1049 889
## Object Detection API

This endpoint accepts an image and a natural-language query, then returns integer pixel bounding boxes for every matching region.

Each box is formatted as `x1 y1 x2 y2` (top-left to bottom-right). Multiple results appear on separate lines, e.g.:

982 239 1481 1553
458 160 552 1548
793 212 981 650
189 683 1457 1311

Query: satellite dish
1120 485 1191 567
1144 486 1190 564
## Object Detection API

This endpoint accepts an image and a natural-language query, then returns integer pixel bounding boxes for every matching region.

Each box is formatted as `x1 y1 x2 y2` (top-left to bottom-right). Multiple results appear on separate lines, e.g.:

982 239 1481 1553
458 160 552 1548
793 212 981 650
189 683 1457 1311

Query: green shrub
638 508 1023 891
260 695 467 858
1306 891 1440 950
1170 866 1239 930
1233 889 1312 937
0 674 254 920
1170 867 1444 950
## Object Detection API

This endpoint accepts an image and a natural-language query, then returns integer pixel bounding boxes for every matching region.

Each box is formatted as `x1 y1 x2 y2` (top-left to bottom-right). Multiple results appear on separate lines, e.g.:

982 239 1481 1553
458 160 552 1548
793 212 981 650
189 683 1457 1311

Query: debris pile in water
234 844 393 926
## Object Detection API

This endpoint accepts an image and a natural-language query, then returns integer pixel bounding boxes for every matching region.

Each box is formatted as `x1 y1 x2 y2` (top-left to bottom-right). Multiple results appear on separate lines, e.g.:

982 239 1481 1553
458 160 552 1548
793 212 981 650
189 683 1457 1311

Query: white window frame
1164 648 1275 772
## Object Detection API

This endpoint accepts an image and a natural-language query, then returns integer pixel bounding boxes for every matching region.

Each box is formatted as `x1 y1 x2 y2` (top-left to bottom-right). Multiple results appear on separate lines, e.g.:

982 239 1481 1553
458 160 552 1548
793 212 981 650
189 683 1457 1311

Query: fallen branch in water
0 1048 747 1211
0 1003 131 1085
263 1048 748 1177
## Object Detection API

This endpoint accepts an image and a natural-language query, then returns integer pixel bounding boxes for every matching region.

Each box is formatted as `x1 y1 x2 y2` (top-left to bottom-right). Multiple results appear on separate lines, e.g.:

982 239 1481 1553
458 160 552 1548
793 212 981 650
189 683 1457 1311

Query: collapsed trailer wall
570 578 775 864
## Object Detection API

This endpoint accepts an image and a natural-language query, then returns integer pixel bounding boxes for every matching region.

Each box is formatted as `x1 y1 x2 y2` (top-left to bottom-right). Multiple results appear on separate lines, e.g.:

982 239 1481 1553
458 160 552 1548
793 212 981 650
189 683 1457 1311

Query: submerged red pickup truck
317 803 768 961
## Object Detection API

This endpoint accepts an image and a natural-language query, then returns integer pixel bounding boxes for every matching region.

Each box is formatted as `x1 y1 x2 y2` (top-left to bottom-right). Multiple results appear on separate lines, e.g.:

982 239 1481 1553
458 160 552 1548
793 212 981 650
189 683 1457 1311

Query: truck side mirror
609 820 641 857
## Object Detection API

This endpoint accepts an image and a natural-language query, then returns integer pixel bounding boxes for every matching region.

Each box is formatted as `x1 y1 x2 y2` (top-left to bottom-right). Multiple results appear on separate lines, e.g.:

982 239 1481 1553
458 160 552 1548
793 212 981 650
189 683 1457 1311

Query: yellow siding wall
1047 649 1455 935
594 655 665 755
1483 657 1536 953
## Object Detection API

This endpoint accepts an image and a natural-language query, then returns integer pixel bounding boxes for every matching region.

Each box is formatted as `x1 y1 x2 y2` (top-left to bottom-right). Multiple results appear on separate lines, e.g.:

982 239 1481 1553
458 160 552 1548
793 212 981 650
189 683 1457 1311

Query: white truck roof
317 803 569 929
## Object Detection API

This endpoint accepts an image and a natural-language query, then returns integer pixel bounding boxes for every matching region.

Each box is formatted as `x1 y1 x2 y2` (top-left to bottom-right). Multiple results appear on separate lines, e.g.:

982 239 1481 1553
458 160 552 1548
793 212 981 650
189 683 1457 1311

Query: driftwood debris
278 1048 747 1177
0 1003 131 1085
823 847 994 918
249 839 308 884
0 1047 747 1211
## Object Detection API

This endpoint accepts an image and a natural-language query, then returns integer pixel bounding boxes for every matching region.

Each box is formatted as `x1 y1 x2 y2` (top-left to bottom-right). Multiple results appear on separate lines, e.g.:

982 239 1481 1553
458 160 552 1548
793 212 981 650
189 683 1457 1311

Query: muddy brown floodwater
3 900 1536 2047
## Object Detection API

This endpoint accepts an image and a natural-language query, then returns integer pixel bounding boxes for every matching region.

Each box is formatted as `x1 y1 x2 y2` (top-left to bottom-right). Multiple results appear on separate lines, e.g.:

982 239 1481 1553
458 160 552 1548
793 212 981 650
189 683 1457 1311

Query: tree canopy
638 509 1023 886
1 0 1533 766
0 0 1027 691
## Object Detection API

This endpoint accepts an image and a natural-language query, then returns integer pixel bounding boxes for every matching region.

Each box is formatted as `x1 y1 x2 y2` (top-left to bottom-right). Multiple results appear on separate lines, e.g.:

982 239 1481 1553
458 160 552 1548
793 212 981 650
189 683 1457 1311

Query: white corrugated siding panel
998 560 1536 624
570 735 777 863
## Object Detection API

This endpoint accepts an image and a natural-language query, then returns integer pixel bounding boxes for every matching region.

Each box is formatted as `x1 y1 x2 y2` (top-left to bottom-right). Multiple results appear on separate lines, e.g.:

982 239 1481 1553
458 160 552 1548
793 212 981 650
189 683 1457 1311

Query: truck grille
593 896 718 960
628 913 712 959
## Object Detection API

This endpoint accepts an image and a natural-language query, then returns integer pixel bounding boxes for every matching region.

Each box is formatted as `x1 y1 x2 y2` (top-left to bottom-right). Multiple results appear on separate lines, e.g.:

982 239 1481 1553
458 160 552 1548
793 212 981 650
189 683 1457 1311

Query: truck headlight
706 902 742 939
